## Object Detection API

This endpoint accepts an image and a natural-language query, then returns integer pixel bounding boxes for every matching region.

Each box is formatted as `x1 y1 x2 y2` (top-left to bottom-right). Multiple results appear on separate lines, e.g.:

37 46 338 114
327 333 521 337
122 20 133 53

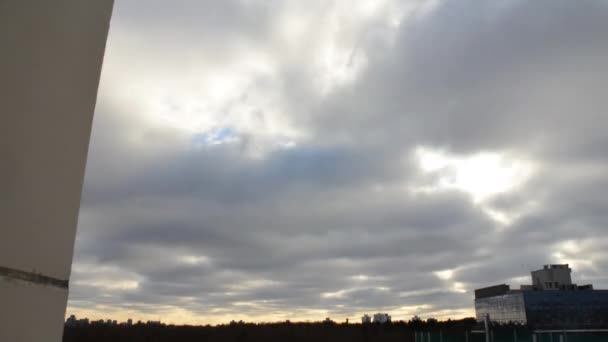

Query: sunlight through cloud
415 147 534 203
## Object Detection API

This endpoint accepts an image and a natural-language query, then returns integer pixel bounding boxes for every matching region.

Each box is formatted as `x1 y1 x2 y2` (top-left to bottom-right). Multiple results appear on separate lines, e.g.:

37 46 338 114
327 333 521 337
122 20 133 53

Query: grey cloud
308 0 608 156
68 0 608 323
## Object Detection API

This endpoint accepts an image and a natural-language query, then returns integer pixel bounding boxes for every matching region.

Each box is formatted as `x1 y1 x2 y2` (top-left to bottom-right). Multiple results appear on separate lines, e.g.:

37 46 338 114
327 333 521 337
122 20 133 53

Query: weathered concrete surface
0 266 69 289
0 1 114 341
0 279 69 342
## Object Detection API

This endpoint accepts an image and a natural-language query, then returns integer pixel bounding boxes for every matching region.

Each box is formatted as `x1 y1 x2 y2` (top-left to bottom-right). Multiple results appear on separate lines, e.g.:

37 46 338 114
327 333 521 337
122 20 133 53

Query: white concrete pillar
0 1 113 341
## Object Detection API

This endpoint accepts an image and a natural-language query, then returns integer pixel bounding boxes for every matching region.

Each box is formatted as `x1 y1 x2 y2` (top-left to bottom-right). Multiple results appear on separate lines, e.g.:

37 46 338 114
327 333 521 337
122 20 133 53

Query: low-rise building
475 264 608 328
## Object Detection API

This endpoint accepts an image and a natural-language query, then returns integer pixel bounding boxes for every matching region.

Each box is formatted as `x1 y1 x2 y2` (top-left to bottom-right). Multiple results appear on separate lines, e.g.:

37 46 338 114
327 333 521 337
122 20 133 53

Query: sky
67 0 608 325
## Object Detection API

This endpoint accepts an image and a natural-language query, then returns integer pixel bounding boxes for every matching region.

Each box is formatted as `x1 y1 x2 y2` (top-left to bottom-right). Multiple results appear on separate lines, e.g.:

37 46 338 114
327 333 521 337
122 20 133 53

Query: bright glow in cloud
451 282 467 294
74 280 140 291
321 289 350 299
434 269 454 280
415 147 534 203
552 239 597 272
179 255 210 265
414 147 535 225
352 274 370 281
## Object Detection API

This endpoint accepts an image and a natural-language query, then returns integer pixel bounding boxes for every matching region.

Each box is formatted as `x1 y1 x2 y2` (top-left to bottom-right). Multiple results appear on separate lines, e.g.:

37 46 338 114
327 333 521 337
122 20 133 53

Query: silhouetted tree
63 317 481 342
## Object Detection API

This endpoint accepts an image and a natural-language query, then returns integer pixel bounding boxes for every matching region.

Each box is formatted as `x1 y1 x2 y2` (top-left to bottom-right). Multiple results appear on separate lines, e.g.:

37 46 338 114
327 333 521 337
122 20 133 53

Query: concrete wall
532 265 572 290
0 1 113 341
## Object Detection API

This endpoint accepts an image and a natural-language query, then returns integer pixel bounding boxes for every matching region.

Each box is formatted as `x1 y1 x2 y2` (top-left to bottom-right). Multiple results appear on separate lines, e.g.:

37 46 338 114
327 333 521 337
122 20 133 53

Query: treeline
63 318 480 342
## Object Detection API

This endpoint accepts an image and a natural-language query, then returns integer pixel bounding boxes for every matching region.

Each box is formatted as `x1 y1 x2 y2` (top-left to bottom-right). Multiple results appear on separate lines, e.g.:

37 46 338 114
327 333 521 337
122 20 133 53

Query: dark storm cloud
68 0 608 323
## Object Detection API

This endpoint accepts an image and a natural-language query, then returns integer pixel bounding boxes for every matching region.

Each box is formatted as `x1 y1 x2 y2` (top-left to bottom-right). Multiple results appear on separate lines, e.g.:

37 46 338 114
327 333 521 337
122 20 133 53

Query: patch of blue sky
191 127 238 147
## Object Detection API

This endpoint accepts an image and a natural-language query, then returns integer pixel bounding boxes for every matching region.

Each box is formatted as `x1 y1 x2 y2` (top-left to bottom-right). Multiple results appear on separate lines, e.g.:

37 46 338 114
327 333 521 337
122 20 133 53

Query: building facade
531 264 574 290
475 265 608 328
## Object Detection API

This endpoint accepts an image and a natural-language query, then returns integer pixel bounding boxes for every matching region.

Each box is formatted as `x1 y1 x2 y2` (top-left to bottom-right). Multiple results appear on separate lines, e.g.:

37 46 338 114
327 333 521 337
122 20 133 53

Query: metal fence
413 329 608 342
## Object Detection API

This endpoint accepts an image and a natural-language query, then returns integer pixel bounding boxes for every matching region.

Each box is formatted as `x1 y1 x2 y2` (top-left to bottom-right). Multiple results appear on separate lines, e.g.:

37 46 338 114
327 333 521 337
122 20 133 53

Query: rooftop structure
531 264 573 290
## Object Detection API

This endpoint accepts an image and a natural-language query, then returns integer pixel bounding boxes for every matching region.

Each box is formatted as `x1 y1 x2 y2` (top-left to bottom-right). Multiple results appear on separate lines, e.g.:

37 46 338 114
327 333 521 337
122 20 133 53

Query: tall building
0 1 113 341
372 313 392 324
475 264 608 328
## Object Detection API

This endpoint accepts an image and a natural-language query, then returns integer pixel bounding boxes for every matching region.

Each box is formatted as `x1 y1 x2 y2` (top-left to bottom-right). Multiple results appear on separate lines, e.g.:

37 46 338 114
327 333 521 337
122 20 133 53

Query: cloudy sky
67 0 608 324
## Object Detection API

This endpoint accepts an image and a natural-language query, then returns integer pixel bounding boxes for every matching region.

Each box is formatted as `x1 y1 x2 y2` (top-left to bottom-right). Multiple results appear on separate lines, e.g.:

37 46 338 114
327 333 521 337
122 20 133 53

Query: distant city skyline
68 0 608 325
